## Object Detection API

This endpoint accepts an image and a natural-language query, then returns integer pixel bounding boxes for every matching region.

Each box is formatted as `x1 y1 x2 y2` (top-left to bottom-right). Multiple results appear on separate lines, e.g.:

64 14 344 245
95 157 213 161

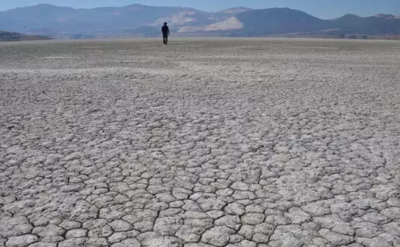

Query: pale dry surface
1 38 400 247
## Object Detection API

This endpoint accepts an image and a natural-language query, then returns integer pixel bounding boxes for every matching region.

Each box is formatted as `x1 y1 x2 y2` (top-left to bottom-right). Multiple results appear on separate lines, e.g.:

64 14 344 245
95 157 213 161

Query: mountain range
1 4 400 38
0 30 51 41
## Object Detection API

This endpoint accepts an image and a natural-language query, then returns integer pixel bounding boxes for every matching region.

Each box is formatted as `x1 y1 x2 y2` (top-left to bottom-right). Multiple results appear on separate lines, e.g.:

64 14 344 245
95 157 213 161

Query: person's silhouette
162 22 170 45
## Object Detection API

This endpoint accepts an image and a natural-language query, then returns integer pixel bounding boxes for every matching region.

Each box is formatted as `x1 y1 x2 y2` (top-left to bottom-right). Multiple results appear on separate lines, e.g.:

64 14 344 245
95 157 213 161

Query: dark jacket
162 26 170 36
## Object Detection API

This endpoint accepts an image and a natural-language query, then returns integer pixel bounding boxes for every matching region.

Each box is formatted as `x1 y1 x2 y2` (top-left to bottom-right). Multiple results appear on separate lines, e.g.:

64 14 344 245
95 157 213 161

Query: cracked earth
1 38 400 247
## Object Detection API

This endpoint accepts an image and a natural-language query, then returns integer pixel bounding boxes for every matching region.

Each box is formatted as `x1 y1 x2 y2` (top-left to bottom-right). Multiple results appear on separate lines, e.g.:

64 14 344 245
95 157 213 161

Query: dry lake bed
1 38 400 247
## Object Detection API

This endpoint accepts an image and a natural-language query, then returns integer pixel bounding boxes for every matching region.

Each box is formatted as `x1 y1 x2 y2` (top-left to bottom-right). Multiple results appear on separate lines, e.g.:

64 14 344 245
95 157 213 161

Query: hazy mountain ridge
234 8 328 35
0 30 52 41
1 4 399 38
0 4 200 32
330 14 400 35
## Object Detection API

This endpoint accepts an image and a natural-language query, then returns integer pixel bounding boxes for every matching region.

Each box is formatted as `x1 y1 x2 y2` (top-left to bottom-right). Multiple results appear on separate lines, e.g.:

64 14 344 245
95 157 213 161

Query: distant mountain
154 7 251 31
331 14 400 34
211 8 252 21
123 26 160 37
0 30 51 41
155 10 211 28
0 4 199 33
0 4 399 38
233 8 328 35
216 8 253 15
0 4 251 35
231 8 400 36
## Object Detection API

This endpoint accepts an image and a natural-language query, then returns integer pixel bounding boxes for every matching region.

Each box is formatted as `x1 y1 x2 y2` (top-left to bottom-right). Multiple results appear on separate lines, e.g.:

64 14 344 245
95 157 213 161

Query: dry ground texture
1 38 400 247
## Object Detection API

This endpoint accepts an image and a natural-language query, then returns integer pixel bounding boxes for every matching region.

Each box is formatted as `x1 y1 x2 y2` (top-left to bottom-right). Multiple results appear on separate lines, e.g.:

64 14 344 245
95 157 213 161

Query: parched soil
1 38 400 247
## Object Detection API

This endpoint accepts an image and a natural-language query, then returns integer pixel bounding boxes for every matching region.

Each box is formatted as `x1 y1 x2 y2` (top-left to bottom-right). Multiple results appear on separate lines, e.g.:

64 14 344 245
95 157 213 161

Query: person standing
162 22 170 45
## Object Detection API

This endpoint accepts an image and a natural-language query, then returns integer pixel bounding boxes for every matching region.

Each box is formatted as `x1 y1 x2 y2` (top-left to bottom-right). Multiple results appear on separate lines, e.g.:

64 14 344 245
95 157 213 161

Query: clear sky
1 0 399 19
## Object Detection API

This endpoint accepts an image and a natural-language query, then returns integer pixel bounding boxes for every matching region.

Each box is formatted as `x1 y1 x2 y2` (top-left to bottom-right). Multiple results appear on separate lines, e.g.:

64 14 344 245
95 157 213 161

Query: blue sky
1 0 399 19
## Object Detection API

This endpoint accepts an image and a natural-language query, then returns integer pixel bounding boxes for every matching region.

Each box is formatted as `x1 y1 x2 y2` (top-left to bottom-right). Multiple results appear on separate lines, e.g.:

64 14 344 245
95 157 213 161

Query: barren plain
1 38 400 247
